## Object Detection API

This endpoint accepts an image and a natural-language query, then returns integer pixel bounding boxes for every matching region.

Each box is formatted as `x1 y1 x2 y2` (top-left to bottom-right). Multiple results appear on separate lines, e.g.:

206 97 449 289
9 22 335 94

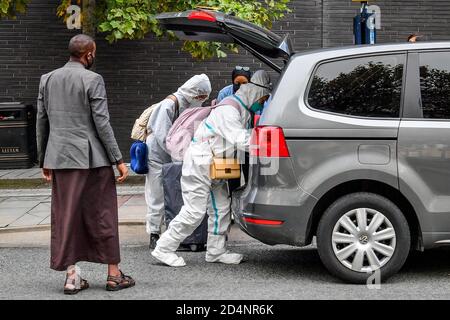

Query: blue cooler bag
130 141 148 174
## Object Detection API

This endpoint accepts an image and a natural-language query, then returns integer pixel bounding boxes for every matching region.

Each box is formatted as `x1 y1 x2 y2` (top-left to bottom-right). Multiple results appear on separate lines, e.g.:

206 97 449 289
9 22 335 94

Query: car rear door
397 49 450 238
156 10 294 72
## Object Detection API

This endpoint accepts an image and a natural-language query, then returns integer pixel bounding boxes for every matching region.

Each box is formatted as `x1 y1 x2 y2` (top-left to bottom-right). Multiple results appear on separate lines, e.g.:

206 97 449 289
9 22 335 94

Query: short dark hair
68 34 95 58
407 34 421 42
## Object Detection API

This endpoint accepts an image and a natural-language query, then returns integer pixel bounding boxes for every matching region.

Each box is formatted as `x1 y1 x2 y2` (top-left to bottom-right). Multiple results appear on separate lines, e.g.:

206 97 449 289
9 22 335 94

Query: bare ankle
108 264 120 277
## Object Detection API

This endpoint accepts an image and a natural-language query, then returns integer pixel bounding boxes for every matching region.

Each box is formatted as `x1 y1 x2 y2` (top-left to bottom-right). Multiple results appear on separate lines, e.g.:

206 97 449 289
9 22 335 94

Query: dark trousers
228 152 250 197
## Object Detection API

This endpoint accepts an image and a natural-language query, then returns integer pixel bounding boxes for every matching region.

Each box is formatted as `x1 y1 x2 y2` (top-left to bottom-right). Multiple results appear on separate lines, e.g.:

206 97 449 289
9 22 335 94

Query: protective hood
174 74 212 109
234 70 271 109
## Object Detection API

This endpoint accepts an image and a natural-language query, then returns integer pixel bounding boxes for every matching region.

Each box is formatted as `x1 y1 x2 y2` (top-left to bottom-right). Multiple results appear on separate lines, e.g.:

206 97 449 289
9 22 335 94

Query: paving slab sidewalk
0 193 146 232
0 166 144 191
0 166 138 180
0 166 147 231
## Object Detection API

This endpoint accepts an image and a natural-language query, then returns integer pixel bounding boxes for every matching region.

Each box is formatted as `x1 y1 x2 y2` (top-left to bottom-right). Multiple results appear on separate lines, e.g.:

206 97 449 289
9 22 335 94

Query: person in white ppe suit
145 74 212 249
152 70 271 266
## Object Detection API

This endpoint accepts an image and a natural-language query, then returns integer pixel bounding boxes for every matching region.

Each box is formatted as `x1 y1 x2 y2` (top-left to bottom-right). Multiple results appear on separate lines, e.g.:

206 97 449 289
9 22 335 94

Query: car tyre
317 192 410 284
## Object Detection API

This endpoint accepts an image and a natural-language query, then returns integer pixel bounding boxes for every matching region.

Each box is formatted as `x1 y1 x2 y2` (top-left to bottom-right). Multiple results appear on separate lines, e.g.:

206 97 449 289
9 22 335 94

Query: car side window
308 54 405 118
419 51 450 119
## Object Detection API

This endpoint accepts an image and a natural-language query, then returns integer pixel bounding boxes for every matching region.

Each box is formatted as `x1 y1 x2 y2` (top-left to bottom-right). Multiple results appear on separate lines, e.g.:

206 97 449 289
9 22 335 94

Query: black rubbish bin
0 102 37 169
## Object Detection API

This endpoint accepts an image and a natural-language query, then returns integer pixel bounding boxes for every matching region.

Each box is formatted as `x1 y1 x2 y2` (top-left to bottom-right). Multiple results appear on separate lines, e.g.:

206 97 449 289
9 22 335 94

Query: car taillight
244 217 284 226
188 11 216 22
250 126 290 158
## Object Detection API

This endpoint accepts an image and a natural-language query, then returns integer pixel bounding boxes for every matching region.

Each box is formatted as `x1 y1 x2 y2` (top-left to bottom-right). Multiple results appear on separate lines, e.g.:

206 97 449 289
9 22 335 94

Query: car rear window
419 51 450 119
307 54 405 118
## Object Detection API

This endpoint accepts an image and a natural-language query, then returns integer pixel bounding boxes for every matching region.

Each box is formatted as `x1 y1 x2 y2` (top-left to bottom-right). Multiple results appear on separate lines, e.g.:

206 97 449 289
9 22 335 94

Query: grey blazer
36 61 123 169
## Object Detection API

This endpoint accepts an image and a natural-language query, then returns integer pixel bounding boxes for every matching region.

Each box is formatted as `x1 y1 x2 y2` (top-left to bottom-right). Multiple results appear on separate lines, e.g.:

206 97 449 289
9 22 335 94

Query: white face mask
188 96 207 107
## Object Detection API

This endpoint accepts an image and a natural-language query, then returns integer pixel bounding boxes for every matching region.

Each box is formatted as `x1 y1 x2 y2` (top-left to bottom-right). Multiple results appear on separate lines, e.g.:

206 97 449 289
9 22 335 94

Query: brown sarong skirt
50 166 121 271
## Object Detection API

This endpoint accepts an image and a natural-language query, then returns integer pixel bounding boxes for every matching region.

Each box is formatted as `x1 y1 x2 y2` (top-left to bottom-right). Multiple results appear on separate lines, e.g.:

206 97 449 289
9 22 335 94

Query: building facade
1 0 449 160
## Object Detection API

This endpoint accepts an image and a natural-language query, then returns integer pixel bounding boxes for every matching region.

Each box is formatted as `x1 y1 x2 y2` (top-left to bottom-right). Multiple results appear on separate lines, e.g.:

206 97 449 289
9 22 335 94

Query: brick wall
1 0 450 160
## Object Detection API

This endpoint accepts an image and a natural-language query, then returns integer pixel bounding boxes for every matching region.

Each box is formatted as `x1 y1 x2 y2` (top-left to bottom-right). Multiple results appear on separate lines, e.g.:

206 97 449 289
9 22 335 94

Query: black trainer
149 233 160 249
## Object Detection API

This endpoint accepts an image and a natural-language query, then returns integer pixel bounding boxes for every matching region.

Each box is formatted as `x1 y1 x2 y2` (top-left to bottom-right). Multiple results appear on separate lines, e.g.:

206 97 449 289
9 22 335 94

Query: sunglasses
235 66 251 72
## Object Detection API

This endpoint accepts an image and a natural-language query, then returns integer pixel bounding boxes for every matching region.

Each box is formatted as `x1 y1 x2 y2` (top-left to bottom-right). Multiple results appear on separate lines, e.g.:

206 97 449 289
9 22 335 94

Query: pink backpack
166 97 242 161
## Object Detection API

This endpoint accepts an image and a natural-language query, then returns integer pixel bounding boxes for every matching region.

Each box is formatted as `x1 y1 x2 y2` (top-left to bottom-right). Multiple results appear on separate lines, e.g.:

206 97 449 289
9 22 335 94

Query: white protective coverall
145 74 212 235
152 70 271 266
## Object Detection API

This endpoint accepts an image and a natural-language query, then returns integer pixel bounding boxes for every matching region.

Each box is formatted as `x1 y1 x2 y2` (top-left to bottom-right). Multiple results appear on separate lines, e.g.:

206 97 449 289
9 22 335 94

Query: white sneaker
205 251 243 264
151 247 186 267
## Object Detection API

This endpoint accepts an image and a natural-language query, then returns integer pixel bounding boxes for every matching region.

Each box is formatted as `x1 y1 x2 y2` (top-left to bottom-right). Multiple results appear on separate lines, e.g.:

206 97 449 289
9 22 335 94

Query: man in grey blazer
37 34 135 294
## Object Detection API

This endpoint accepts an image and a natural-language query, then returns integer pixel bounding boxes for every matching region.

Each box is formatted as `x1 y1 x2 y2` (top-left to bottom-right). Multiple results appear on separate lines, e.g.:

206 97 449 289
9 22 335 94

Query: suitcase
162 162 208 252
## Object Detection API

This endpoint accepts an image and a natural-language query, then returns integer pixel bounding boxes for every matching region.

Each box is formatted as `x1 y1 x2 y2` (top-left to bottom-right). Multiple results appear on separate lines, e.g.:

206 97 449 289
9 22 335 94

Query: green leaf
217 49 227 59
1 0 30 18
113 30 124 39
98 21 111 32
110 21 121 29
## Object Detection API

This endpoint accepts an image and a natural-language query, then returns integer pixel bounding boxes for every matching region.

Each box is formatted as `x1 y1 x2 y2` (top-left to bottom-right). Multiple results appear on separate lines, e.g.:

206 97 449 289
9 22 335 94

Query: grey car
157 10 450 283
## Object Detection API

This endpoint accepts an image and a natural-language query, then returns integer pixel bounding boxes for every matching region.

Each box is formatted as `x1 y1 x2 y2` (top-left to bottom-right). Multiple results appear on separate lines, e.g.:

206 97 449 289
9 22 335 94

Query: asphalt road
1 226 450 300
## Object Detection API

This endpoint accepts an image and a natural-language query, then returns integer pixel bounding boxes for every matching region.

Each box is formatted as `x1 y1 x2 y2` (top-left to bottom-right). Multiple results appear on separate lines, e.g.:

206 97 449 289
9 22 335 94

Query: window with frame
419 51 450 119
307 54 405 118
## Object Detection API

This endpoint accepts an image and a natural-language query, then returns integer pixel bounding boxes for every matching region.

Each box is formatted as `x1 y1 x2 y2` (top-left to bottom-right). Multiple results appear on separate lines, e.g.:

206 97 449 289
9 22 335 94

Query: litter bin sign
0 102 37 169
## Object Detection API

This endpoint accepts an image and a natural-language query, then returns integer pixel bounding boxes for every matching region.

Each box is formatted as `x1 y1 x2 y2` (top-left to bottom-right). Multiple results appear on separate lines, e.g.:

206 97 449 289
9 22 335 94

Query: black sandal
64 276 89 295
106 270 135 291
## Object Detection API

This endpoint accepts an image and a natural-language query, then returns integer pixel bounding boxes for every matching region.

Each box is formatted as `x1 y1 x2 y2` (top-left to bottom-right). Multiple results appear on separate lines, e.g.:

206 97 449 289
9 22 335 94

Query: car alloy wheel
331 208 396 273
